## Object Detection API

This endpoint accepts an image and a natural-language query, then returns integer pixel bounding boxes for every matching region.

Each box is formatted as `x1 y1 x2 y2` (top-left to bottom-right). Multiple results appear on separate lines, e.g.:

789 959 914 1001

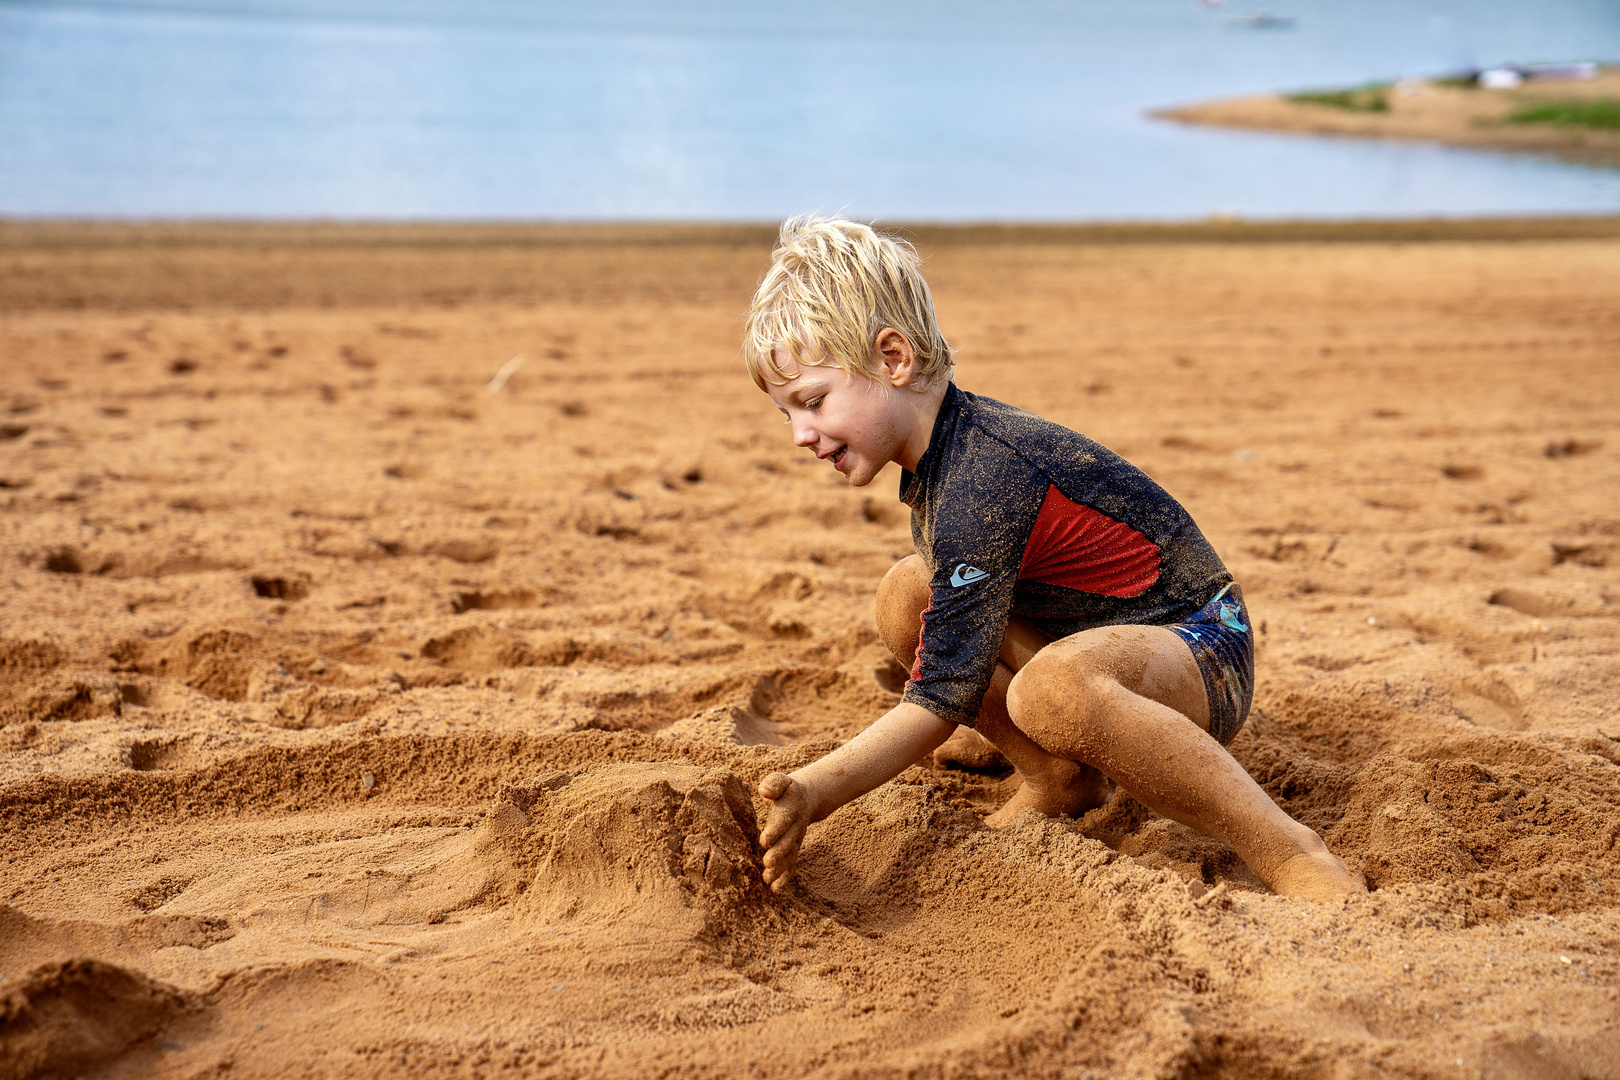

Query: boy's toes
985 763 1111 827
1269 849 1367 901
984 781 1046 828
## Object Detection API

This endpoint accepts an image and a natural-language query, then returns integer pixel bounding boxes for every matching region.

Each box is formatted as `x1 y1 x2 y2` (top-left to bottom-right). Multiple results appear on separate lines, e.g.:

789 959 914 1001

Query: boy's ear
873 329 917 388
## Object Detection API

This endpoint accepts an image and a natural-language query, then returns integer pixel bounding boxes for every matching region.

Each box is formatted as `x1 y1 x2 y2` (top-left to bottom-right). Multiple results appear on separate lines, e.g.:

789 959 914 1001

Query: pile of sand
2 222 1618 1078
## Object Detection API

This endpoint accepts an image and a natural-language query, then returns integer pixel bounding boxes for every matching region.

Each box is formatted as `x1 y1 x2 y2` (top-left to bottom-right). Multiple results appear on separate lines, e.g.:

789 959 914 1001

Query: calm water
1 0 1618 220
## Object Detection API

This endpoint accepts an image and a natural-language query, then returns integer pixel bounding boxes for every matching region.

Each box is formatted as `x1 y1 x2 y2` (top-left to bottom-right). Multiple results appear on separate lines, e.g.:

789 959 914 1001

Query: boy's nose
792 420 817 448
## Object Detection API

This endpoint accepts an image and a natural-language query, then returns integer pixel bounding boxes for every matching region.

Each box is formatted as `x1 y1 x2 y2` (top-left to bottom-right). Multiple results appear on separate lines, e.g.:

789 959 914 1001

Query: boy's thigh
1027 624 1211 733
875 555 932 660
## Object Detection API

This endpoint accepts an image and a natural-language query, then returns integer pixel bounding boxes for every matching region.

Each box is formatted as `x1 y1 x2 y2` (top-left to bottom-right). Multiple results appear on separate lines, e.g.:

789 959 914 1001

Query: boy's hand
757 772 815 892
754 704 953 893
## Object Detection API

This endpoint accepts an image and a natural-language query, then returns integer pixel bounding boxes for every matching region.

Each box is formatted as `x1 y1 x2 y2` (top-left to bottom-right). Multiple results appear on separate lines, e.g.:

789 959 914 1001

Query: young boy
743 216 1363 901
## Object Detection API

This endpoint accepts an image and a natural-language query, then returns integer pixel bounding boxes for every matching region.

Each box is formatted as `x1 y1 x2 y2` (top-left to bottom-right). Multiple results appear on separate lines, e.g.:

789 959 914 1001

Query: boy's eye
806 397 823 409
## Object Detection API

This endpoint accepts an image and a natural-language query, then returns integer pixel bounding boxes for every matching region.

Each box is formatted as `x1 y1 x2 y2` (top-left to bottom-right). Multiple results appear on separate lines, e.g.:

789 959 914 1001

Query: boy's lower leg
972 663 1112 825
876 557 1361 899
876 556 1110 818
1006 626 1363 900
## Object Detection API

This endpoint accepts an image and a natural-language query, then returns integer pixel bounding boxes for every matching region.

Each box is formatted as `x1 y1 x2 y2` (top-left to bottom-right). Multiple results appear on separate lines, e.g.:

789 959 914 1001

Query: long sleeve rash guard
898 384 1232 726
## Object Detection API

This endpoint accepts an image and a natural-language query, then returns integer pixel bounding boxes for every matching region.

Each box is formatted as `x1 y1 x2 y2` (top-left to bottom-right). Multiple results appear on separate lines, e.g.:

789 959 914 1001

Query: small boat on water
1223 13 1297 30
1470 62 1599 89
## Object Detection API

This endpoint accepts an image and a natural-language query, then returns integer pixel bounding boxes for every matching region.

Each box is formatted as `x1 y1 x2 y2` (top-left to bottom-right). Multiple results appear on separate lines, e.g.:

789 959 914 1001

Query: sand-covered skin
1157 67 1620 168
2 223 1619 1078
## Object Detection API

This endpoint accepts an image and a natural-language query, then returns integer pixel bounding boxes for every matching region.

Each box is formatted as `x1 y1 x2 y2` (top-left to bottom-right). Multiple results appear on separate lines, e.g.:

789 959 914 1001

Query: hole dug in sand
449 587 537 613
249 573 310 601
421 624 579 671
127 736 202 772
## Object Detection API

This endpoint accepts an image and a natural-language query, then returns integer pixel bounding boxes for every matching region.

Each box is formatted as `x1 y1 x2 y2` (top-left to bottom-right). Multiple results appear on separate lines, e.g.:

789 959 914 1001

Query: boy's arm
757 702 955 891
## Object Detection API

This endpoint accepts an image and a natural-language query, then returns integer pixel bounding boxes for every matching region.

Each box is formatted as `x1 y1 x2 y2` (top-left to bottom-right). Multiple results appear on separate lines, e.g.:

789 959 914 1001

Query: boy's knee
875 555 931 663
1007 648 1118 751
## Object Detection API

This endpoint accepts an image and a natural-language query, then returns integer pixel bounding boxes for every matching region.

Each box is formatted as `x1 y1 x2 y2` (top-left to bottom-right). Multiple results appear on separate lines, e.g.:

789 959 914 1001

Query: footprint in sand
250 574 311 601
449 588 536 614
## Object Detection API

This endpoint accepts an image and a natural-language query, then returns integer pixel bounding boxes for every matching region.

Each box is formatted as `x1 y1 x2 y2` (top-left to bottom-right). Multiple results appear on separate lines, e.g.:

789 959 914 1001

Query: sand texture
2 222 1620 1079
1157 68 1620 168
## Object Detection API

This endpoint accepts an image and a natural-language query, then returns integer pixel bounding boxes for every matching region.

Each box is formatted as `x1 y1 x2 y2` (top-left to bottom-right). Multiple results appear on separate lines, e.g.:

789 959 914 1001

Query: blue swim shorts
1166 582 1255 745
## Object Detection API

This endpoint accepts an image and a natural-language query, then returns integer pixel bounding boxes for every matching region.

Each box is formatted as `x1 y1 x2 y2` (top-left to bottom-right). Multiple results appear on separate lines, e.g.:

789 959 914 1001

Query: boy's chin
837 451 890 487
842 464 878 487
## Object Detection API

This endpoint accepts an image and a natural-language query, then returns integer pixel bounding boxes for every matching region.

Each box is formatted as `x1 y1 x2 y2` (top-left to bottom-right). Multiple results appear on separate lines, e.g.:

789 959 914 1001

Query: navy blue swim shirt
898 384 1240 731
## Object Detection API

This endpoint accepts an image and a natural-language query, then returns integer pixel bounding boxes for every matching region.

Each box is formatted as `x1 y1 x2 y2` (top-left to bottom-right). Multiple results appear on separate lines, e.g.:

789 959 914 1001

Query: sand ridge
2 224 1619 1077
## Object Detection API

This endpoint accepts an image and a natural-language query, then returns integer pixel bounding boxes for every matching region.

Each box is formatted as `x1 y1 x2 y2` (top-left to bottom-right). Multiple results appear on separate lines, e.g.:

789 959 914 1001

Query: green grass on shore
1508 99 1620 130
1285 83 1391 113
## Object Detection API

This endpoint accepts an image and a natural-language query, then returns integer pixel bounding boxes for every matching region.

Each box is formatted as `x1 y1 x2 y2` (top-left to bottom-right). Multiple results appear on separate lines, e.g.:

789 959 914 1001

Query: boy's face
765 350 912 488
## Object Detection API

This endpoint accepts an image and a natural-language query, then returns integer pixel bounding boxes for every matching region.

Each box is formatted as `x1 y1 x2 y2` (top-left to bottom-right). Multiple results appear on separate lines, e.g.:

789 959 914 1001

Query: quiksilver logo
949 563 989 587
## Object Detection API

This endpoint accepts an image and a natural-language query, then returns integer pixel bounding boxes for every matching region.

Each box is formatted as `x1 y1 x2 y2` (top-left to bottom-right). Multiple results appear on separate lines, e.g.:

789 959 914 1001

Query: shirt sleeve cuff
900 684 981 728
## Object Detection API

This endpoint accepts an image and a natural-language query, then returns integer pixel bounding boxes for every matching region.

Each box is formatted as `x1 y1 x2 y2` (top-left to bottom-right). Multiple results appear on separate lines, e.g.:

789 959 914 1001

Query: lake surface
2 0 1618 220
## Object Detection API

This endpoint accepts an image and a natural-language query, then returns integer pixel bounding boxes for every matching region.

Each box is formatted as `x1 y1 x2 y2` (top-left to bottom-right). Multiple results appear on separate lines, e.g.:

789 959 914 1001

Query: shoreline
7 215 1620 313
1157 66 1620 169
7 214 1620 248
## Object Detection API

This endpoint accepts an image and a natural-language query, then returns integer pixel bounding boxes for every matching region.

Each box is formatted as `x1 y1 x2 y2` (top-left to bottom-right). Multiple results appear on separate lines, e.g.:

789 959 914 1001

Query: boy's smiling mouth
824 445 848 467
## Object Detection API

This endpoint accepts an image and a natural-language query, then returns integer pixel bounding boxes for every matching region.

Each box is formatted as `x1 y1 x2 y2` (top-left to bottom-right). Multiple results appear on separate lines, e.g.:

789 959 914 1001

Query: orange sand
1158 68 1620 168
2 221 1619 1079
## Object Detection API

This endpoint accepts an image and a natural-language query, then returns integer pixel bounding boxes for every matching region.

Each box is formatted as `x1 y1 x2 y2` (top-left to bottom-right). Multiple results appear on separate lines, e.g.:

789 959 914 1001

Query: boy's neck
893 383 951 473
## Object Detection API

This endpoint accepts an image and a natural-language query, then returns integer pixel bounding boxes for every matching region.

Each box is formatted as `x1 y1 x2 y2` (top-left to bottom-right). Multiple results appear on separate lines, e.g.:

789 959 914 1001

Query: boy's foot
932 727 1008 771
1267 848 1368 901
985 760 1112 827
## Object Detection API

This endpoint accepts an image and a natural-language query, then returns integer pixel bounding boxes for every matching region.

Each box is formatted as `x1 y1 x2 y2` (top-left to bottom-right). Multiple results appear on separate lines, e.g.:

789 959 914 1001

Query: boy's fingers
763 851 796 890
760 810 800 851
758 772 792 800
760 826 801 888
760 820 785 850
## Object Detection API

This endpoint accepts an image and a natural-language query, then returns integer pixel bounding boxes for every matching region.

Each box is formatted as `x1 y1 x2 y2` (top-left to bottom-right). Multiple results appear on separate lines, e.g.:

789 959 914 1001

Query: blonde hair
743 215 953 391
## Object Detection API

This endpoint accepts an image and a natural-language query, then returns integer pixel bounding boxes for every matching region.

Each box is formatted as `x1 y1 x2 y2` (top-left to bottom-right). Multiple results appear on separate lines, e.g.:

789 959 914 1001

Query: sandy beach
3 219 1619 1079
1158 67 1620 169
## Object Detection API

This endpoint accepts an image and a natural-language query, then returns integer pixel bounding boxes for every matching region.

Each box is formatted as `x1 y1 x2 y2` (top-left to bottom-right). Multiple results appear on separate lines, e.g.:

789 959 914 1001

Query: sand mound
0 642 85 726
1331 748 1620 916
0 959 192 1080
658 703 788 746
489 763 774 943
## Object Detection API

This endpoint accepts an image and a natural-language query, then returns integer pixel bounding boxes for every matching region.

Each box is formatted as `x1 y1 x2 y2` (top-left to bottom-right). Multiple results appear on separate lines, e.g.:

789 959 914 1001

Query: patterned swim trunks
1166 582 1255 745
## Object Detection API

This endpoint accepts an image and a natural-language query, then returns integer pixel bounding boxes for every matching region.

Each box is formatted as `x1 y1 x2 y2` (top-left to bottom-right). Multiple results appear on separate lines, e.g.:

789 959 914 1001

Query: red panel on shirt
1019 484 1161 597
910 602 931 683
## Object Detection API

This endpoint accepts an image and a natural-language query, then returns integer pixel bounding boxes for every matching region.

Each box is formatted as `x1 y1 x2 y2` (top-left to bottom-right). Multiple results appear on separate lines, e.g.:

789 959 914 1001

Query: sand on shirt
1 220 1619 1078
